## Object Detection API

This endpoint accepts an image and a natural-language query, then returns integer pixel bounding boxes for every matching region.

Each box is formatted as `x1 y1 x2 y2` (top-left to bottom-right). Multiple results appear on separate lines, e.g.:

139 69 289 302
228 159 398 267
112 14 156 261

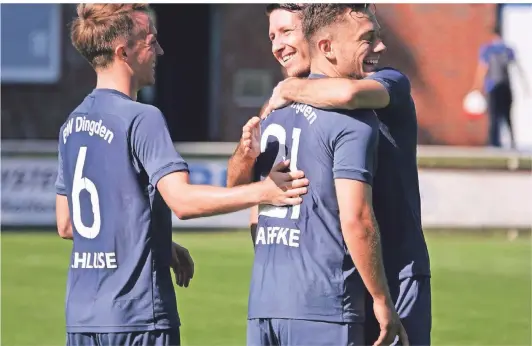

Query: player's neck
310 59 342 78
95 70 139 101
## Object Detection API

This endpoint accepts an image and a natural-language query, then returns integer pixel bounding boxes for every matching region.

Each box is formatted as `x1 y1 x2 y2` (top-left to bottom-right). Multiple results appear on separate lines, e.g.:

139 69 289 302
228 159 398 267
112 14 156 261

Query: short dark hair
302 3 372 41
265 3 304 16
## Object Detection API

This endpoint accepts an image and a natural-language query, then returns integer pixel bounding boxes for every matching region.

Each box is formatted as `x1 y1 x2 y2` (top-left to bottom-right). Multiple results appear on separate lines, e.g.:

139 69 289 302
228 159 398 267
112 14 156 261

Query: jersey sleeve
330 112 378 186
132 107 189 187
55 141 66 196
367 68 411 108
479 44 490 64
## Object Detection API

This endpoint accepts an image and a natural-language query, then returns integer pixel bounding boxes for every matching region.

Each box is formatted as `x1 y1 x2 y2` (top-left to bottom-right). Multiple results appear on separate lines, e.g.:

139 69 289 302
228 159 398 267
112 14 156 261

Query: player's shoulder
370 67 410 84
315 107 378 139
132 103 165 120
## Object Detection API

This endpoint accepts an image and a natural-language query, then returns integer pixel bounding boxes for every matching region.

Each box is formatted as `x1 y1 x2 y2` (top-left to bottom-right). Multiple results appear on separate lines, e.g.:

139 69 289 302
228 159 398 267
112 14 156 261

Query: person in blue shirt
228 3 429 345
56 4 309 346
472 24 528 148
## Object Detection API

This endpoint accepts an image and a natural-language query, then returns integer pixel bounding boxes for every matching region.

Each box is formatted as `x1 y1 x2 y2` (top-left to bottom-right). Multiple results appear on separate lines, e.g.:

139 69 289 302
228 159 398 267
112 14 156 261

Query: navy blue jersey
248 75 380 323
367 68 431 281
55 89 188 333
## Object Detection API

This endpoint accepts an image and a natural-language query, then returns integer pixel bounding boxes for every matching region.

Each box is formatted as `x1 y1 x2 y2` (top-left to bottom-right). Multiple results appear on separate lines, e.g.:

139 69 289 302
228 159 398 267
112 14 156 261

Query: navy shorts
66 328 180 346
365 275 432 346
247 318 364 346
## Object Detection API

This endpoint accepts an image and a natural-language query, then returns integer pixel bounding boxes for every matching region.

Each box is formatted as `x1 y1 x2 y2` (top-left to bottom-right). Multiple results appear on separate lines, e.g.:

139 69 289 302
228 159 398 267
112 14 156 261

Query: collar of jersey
308 73 328 80
91 88 133 101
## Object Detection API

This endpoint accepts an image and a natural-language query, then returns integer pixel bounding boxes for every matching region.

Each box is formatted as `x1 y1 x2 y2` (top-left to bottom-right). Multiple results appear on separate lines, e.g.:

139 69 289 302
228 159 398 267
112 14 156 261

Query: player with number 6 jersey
55 4 309 346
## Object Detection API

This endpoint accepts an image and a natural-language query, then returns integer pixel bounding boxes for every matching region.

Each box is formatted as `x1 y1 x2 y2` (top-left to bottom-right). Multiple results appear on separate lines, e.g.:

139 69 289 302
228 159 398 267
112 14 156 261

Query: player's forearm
342 213 392 304
173 182 267 220
227 142 255 187
281 78 358 110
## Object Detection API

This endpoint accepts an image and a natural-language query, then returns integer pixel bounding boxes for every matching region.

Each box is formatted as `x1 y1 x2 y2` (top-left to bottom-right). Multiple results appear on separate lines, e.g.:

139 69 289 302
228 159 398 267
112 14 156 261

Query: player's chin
285 65 310 78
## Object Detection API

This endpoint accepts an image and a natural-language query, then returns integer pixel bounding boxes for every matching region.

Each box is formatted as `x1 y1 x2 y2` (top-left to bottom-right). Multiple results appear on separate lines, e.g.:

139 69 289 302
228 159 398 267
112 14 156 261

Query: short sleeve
479 44 490 64
132 107 189 187
367 68 411 108
331 112 378 186
55 141 66 196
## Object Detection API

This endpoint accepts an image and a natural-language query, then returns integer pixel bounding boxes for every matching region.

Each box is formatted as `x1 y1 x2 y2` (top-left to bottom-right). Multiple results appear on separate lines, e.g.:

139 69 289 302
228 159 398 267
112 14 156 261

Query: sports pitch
1 231 531 345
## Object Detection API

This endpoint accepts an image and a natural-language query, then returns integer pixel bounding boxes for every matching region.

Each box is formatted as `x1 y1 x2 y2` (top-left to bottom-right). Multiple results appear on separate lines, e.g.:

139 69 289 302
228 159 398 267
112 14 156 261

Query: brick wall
1 4 495 145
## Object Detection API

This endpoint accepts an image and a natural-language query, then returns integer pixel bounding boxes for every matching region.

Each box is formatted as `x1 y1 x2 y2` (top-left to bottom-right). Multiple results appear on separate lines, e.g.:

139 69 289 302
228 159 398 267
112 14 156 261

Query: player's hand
171 242 194 288
261 79 293 119
239 116 261 159
262 159 309 206
373 298 409 346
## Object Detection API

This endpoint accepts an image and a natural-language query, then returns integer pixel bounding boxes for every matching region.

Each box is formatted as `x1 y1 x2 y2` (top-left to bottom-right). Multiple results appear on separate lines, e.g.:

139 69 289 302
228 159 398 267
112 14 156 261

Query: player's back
57 89 180 333
249 97 379 323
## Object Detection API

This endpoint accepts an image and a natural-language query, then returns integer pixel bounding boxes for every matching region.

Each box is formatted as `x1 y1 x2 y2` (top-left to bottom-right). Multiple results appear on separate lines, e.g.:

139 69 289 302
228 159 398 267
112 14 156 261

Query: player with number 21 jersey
250 74 380 324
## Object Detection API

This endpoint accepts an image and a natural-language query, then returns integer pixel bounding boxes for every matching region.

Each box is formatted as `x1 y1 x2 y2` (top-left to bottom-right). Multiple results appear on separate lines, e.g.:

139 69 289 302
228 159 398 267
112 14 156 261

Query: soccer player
264 3 431 345
229 4 407 345
55 4 308 346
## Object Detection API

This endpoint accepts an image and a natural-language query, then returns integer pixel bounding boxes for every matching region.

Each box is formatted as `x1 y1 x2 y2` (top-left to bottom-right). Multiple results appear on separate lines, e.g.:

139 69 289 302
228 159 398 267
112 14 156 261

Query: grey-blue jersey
55 88 188 333
366 68 431 281
248 75 380 323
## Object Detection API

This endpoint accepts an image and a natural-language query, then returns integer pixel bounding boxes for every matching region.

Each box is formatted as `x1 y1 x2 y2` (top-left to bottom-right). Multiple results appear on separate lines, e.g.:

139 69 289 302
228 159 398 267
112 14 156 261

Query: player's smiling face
125 12 163 89
348 10 386 78
269 9 310 77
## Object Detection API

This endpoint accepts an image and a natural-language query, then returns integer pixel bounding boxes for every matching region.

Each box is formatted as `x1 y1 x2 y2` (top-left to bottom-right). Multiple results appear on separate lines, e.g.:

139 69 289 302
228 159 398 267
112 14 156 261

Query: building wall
217 3 496 145
1 4 496 145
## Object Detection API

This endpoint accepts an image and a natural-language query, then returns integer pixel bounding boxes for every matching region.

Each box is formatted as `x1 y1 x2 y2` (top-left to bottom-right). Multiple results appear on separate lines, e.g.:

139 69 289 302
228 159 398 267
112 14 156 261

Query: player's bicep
349 79 390 110
157 171 191 212
335 179 373 225
132 108 189 187
56 194 72 240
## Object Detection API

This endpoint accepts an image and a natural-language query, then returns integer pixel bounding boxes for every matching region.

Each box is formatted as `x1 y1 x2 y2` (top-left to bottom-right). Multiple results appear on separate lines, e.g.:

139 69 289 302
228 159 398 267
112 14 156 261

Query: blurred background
1 3 531 346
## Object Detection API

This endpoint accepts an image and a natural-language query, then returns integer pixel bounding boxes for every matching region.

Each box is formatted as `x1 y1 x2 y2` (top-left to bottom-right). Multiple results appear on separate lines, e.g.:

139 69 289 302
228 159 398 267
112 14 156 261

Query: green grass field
1 231 531 346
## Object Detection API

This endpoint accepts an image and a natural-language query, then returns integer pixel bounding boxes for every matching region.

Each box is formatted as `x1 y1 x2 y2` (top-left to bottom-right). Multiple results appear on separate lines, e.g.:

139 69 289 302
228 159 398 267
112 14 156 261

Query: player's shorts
247 318 364 346
66 328 180 346
365 275 432 346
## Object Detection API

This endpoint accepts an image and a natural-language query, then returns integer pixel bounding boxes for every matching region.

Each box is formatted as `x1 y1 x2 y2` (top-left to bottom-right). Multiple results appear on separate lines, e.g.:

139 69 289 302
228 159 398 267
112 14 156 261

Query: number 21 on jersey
259 123 302 220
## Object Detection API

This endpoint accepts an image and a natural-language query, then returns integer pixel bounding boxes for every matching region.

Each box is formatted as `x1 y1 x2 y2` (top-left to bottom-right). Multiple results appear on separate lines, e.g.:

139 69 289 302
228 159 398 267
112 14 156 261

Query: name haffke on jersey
255 226 301 248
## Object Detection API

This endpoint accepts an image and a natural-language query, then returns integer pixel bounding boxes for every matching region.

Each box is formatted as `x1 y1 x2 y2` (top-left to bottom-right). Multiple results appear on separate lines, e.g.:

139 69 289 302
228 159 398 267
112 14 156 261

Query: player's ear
115 44 128 62
317 38 333 60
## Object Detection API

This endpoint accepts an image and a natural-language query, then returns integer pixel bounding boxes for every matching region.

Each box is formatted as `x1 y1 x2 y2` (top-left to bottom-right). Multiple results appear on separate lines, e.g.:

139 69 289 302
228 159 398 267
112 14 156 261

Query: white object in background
503 4 532 151
463 90 487 115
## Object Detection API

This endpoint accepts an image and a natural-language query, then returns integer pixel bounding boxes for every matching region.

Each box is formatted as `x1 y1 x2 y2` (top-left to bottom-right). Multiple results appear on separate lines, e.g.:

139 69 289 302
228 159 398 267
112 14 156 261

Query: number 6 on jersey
72 146 102 239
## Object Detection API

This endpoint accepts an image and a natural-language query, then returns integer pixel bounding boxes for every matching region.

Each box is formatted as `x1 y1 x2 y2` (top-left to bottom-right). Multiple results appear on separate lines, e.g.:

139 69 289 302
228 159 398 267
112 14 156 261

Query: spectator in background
473 25 528 149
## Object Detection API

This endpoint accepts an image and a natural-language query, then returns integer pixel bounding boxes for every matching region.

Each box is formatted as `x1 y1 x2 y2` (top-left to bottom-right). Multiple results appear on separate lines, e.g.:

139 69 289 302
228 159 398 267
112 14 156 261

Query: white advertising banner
1 157 531 229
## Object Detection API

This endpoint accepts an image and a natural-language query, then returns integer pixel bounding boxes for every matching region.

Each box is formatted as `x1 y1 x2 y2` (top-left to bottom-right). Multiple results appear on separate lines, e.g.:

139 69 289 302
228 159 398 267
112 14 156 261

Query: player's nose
272 38 285 57
156 42 164 56
374 40 386 53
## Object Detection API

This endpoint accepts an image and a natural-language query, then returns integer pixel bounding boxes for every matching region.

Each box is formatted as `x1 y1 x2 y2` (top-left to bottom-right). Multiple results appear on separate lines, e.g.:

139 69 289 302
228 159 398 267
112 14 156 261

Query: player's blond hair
70 3 151 69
